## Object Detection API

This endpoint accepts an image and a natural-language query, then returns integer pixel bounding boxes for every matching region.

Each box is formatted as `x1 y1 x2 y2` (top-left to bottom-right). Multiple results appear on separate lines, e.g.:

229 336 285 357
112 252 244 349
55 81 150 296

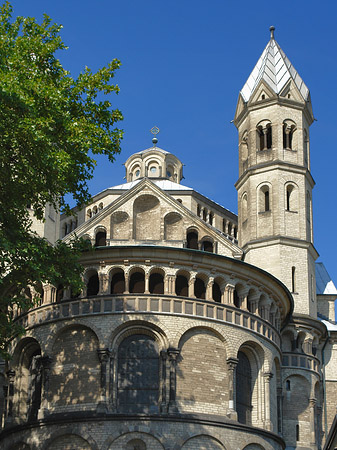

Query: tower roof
240 27 310 103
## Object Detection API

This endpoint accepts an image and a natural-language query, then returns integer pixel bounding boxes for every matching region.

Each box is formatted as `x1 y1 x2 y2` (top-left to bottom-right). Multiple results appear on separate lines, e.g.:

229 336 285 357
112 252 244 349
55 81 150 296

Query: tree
0 2 123 356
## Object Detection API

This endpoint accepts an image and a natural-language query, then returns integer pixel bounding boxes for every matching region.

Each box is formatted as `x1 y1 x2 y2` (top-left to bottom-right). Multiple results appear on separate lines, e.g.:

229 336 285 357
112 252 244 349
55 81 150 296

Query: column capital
226 357 239 370
167 348 180 361
97 348 111 363
6 370 15 381
263 371 273 381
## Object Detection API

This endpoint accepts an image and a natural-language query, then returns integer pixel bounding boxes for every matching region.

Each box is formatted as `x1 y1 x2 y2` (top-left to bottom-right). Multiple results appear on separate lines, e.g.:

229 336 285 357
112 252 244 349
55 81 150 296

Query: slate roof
241 32 310 102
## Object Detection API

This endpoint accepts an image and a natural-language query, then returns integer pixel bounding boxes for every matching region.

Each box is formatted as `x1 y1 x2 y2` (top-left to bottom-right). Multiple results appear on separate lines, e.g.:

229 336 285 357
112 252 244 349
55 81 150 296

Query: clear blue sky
11 1 337 292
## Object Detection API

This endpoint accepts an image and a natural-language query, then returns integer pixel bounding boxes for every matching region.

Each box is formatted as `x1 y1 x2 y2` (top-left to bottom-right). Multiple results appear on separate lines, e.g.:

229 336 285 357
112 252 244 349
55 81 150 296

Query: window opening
236 351 252 424
186 231 198 250
87 273 99 296
111 271 125 294
176 275 189 297
291 267 296 293
149 273 164 294
129 272 145 294
212 282 221 303
95 230 106 247
286 380 291 391
194 277 206 299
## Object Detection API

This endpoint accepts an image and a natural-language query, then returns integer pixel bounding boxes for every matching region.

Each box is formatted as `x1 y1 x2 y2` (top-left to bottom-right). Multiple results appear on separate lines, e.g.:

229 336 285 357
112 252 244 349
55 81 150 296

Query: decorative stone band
16 294 280 347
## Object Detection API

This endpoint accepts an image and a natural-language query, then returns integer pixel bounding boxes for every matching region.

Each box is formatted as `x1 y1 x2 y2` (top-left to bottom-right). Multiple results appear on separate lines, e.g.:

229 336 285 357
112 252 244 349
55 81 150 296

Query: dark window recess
56 284 64 302
111 271 125 294
236 351 252 425
27 350 42 422
187 231 198 249
149 273 164 294
95 231 106 247
87 274 99 296
176 275 189 297
129 272 145 294
234 290 240 308
212 282 221 303
194 277 206 299
117 334 159 413
202 240 213 253
264 190 270 212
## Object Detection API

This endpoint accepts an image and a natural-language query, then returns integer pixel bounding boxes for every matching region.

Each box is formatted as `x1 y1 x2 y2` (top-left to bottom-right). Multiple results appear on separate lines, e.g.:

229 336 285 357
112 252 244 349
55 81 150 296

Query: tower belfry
234 27 317 317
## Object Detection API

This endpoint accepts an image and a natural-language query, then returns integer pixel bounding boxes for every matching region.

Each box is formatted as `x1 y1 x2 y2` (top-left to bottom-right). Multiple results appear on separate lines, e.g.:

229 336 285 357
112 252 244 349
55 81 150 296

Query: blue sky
11 1 337 292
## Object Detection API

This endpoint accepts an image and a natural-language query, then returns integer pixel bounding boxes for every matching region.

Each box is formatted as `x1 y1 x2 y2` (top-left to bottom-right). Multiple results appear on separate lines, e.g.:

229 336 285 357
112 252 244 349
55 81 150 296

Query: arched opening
234 289 240 308
194 277 206 299
176 275 189 297
111 270 125 294
186 230 198 250
257 123 272 151
26 348 42 422
117 334 159 413
209 212 214 225
126 439 147 450
197 204 201 217
164 213 182 240
212 282 221 303
95 230 106 247
56 284 63 303
129 271 145 294
283 122 296 150
201 240 213 253
149 272 164 294
236 351 252 425
87 273 99 296
259 185 270 212
242 193 248 222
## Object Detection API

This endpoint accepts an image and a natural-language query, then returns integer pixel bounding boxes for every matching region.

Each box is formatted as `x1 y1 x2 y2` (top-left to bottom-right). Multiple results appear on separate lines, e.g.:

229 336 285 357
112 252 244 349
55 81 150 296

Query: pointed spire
240 27 310 103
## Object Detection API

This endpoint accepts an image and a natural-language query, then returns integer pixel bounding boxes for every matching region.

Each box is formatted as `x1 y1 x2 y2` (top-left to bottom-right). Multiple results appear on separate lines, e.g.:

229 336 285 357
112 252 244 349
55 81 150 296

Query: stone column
97 348 111 412
262 127 268 150
43 284 53 304
124 274 129 294
160 351 167 412
188 278 195 298
309 398 317 447
226 358 238 420
145 273 150 294
38 355 52 418
166 275 174 295
6 370 15 423
207 279 214 301
240 295 248 310
100 274 109 295
264 372 273 431
167 348 180 413
284 125 291 150
225 284 235 304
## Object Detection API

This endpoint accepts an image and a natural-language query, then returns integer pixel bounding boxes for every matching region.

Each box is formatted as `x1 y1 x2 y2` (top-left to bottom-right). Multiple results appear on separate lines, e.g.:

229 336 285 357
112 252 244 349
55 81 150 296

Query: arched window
27 349 42 422
212 282 221 303
291 266 296 293
186 230 198 249
202 209 207 222
87 209 92 219
296 424 300 441
95 230 106 247
98 202 103 210
87 273 99 296
194 277 206 299
209 212 214 225
111 270 125 294
93 205 98 215
129 271 145 294
197 204 201 217
149 272 164 294
242 193 248 222
236 351 252 424
175 275 189 297
283 121 296 150
286 380 291 391
56 284 63 302
201 240 213 253
259 185 270 212
234 289 240 308
117 334 159 413
126 439 146 450
257 123 272 151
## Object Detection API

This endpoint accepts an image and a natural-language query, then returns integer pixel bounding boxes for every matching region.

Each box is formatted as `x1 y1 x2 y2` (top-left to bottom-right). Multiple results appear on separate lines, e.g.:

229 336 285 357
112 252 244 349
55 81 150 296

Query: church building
1 27 337 450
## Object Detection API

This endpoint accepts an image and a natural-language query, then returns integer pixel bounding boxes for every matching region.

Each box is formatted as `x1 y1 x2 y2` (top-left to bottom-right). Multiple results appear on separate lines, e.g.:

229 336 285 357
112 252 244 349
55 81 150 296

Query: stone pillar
225 284 235 304
6 370 15 423
43 284 53 304
262 127 268 150
166 275 174 295
38 355 52 418
188 278 195 298
97 348 111 412
240 295 248 310
284 125 291 150
309 398 317 447
207 279 214 301
124 274 129 294
100 274 109 295
145 273 150 294
160 351 167 412
167 348 180 413
264 372 273 431
226 358 238 420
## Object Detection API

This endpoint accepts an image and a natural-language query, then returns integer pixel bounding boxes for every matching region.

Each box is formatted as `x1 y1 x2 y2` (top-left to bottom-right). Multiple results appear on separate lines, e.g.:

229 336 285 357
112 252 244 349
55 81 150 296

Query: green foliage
0 2 123 356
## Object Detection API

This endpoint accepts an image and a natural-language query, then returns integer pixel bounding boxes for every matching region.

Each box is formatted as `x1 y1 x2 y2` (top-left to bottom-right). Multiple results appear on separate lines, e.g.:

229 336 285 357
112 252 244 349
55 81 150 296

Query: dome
124 144 183 183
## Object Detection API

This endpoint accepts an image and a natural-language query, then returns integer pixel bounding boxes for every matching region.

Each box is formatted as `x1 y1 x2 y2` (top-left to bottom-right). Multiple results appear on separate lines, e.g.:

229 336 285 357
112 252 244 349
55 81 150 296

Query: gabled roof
240 29 310 103
109 179 193 191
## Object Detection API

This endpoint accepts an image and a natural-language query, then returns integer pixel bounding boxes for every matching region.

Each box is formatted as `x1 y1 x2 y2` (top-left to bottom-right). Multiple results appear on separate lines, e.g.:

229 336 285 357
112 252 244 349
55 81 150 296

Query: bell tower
234 27 318 317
